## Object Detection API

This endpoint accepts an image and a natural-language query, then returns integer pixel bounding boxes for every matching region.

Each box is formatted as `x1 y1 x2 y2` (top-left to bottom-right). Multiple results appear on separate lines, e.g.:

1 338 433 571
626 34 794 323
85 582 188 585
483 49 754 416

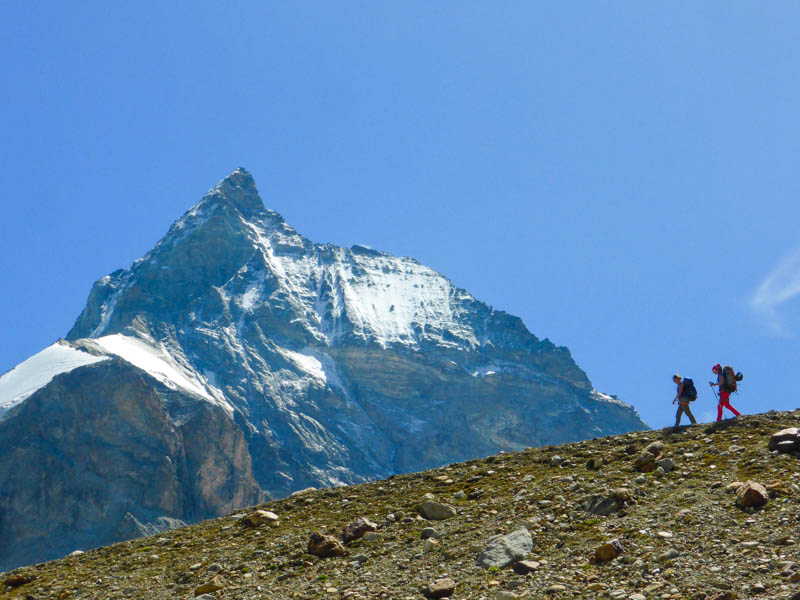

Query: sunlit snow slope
0 342 107 418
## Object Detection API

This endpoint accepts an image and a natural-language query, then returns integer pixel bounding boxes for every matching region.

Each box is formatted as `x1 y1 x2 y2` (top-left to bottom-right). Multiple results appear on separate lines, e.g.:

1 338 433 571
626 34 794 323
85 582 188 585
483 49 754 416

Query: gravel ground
2 409 800 600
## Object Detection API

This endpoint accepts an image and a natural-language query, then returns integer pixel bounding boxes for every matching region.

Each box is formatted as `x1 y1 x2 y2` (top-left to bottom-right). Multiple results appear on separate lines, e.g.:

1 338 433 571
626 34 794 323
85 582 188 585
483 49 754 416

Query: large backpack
682 378 698 401
721 366 743 393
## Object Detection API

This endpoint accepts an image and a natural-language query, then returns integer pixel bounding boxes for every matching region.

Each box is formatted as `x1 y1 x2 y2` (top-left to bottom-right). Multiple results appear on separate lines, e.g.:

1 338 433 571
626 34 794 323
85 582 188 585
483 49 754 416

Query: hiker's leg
684 404 697 424
718 391 731 420
675 405 683 428
724 400 741 417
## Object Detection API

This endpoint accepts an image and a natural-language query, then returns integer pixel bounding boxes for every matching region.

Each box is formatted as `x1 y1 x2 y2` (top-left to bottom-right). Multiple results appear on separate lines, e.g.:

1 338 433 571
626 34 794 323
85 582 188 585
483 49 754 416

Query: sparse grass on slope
2 410 800 600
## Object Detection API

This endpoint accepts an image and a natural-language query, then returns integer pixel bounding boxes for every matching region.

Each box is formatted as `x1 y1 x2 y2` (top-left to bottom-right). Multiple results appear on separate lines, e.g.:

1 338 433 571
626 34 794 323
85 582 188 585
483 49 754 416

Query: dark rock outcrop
0 359 261 571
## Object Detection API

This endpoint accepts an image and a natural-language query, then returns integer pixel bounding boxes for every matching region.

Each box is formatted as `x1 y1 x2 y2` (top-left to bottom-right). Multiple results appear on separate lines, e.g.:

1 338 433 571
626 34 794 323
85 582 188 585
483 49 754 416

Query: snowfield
90 334 234 415
0 334 237 420
0 342 108 417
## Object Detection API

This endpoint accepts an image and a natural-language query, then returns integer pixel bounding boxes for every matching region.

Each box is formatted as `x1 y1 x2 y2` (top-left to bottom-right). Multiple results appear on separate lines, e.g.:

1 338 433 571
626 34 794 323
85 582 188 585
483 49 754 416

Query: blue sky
2 2 799 428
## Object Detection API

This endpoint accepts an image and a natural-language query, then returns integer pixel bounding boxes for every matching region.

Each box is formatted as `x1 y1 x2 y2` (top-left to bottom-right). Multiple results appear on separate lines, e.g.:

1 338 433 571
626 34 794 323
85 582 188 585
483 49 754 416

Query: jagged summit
67 170 557 357
202 167 265 219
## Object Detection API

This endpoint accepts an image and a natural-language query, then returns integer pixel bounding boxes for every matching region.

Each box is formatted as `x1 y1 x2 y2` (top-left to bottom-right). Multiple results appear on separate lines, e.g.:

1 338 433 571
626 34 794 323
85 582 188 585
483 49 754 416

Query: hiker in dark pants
710 363 741 421
672 374 697 429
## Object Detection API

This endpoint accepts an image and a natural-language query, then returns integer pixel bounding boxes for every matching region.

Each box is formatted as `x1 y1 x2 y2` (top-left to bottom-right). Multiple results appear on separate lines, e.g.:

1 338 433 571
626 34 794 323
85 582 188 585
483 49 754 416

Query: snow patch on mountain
0 342 108 418
235 217 485 351
472 365 502 377
88 334 234 415
280 349 326 382
240 284 261 312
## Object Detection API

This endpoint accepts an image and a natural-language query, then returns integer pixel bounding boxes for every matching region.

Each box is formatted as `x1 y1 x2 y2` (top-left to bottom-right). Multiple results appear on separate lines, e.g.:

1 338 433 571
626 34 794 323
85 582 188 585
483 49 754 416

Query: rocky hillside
0 168 645 571
3 410 799 600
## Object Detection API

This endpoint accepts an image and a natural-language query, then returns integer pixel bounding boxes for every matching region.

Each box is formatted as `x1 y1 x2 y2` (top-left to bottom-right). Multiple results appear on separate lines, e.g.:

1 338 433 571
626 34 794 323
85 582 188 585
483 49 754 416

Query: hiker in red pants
709 363 741 421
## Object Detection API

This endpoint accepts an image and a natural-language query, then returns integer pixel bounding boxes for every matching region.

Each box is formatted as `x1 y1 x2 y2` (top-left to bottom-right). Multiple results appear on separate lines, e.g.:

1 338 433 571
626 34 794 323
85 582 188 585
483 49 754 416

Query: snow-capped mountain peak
0 168 645 570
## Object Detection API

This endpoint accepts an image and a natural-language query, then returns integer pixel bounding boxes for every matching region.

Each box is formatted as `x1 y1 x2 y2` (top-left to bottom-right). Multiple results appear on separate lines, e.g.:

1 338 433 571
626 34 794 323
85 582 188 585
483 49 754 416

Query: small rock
634 441 664 472
290 486 316 496
584 495 624 516
477 528 534 568
655 457 674 473
550 455 563 466
512 560 540 574
587 457 603 470
423 538 439 552
659 547 681 561
765 481 785 492
656 531 673 538
496 592 518 600
780 562 799 577
736 480 768 508
421 577 456 598
4 573 35 588
194 576 224 595
613 487 633 502
241 509 279 528
454 490 466 499
593 539 624 563
629 594 646 600
307 532 346 558
421 500 456 520
342 517 378 542
421 527 438 539
547 584 567 593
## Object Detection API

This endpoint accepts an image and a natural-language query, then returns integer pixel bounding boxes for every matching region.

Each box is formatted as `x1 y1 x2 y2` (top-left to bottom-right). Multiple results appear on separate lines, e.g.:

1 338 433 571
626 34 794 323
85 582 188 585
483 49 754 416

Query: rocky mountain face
0 168 645 571
2 411 800 600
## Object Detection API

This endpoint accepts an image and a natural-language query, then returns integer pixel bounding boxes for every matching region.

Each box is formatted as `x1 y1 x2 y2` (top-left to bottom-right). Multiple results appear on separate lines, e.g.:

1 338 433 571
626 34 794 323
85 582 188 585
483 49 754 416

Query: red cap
712 363 721 372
